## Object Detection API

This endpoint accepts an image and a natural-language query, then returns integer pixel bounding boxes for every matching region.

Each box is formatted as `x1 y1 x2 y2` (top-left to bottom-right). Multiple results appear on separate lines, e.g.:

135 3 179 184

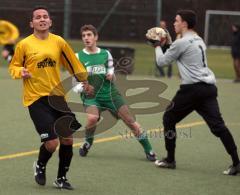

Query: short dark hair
31 6 50 20
80 24 98 36
177 10 196 29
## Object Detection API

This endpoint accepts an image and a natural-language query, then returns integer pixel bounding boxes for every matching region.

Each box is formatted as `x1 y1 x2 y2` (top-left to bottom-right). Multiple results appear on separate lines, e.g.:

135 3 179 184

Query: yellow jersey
9 33 88 106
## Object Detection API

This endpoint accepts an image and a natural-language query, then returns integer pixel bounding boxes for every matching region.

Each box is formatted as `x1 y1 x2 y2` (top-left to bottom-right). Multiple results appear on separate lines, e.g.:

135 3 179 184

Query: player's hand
147 38 168 47
106 73 115 81
146 27 167 47
21 67 31 79
146 27 172 47
83 82 94 97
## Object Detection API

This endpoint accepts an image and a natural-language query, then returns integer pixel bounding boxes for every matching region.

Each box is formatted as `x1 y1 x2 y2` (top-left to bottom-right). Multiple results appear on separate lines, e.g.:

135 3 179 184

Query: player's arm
8 42 31 79
72 53 84 93
155 40 181 67
69 51 94 96
60 40 88 82
105 50 115 81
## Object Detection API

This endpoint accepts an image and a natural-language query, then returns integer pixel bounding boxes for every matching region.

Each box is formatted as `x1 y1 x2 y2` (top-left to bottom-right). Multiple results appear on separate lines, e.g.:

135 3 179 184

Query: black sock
167 150 175 162
230 150 240 166
164 128 176 162
57 144 73 178
219 130 239 166
37 144 53 166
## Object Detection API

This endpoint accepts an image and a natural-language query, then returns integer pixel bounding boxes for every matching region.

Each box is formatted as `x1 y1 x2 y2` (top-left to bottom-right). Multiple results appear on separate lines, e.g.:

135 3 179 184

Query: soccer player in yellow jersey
0 20 19 62
9 6 93 190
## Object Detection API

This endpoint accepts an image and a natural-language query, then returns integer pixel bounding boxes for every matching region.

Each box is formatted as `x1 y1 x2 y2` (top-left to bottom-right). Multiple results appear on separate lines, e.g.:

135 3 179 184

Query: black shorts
28 96 81 142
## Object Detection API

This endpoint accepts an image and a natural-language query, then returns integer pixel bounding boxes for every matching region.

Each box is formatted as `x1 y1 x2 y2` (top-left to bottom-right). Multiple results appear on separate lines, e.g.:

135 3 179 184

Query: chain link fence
1 0 240 42
0 0 157 41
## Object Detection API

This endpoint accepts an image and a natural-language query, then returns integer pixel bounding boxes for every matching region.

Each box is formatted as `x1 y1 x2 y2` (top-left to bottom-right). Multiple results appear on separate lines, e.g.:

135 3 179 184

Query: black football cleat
79 142 91 157
145 151 157 162
223 163 240 175
33 161 46 186
53 177 74 190
155 157 176 169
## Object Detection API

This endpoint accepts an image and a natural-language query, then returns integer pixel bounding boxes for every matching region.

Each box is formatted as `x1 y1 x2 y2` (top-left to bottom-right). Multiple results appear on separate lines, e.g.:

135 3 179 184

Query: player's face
82 30 98 48
174 15 184 34
30 9 52 32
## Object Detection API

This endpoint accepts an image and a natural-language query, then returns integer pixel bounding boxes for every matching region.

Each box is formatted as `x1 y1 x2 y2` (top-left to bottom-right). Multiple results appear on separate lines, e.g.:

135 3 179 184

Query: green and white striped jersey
75 47 119 100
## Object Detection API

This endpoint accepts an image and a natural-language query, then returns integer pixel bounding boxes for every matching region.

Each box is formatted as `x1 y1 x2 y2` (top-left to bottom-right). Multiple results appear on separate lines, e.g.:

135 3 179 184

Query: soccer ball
145 27 167 41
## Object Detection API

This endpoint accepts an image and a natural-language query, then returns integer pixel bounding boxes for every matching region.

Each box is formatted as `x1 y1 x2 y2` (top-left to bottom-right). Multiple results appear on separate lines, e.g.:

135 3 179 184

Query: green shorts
83 94 125 114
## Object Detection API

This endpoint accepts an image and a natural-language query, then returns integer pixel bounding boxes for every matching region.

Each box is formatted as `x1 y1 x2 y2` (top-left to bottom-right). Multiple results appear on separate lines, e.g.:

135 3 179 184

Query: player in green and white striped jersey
73 24 156 161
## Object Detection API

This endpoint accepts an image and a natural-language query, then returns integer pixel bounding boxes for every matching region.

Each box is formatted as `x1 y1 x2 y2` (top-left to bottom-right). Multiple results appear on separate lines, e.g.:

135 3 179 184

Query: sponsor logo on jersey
37 58 56 68
86 64 106 74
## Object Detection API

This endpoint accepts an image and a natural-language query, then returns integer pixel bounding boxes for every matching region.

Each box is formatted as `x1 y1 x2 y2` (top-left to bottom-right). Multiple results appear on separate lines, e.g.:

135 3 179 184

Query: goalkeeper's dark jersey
76 48 119 100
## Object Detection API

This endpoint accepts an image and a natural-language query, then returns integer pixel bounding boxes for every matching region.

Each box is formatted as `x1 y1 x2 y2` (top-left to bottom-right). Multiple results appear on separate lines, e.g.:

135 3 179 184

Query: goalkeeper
73 24 156 161
146 10 240 175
